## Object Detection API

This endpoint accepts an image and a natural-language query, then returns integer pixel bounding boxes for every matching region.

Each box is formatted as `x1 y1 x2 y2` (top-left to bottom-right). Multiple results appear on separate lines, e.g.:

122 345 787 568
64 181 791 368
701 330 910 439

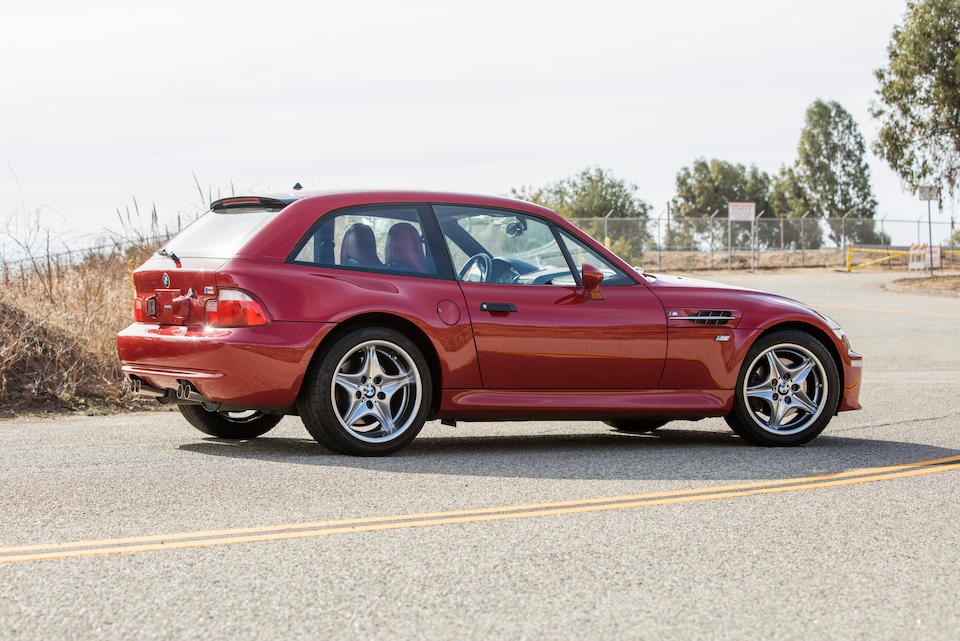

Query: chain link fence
570 216 959 271
1 233 170 284
2 216 956 280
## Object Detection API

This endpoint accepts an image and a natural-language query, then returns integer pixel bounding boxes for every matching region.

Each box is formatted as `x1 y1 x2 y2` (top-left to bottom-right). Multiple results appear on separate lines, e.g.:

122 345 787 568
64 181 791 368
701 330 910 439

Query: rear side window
290 206 443 277
159 209 278 258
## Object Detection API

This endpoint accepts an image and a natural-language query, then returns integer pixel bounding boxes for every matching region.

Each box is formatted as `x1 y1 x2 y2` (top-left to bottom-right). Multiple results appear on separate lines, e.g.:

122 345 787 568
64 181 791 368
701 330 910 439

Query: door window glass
436 206 574 285
558 231 633 286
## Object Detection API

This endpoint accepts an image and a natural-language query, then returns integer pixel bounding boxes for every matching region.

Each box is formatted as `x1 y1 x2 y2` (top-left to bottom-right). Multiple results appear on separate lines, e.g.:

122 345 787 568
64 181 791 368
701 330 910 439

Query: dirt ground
891 274 960 294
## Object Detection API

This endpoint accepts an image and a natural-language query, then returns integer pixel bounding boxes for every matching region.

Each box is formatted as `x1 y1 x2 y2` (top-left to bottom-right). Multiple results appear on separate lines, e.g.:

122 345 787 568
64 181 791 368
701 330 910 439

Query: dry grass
0 240 163 416
891 274 960 293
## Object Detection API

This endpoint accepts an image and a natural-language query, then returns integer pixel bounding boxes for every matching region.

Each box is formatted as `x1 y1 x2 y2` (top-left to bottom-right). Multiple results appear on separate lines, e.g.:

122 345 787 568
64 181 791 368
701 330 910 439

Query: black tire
179 405 282 439
298 327 432 456
605 419 668 434
725 329 840 446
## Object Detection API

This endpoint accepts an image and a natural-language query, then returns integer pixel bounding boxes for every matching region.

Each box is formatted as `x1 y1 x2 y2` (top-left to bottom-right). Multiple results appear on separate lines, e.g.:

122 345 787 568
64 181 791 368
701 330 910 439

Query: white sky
1 0 953 251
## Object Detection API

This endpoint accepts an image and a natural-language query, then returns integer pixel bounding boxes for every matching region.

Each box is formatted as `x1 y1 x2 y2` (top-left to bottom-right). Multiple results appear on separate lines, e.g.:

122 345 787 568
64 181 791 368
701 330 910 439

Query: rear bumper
116 321 335 409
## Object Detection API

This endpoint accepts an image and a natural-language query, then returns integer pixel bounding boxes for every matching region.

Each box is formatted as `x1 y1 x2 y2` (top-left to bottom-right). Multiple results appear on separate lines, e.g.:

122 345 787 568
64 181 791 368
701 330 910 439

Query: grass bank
0 244 160 416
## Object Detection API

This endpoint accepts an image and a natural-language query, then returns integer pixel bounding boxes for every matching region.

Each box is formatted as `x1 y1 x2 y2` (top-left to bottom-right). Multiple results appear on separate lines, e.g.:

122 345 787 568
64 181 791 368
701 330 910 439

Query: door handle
479 302 517 313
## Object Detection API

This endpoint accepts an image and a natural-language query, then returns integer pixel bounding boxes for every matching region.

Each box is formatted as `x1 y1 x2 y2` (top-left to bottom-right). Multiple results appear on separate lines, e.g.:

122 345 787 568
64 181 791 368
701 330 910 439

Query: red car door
458 281 666 389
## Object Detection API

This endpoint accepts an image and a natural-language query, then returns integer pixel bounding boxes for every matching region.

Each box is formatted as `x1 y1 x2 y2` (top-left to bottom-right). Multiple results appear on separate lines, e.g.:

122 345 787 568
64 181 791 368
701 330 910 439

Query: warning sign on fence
728 202 755 221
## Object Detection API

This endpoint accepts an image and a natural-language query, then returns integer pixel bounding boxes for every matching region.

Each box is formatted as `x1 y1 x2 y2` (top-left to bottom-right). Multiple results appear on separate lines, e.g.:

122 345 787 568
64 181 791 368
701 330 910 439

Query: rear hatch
133 196 293 326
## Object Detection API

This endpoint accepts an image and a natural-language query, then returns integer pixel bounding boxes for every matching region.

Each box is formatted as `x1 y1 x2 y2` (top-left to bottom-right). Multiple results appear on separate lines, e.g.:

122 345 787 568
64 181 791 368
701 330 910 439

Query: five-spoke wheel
725 330 840 446
299 327 432 456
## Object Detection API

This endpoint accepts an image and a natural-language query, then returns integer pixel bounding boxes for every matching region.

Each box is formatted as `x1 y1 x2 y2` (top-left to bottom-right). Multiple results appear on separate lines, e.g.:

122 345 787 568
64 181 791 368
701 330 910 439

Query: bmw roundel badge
162 272 170 288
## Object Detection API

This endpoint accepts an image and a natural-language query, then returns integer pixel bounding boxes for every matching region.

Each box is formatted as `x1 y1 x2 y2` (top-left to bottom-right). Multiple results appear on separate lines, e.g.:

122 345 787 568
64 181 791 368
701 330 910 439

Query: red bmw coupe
117 191 862 455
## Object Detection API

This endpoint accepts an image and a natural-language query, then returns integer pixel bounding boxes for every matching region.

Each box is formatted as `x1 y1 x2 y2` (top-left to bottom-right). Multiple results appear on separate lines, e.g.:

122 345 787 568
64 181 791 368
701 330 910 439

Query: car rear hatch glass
159 197 290 260
136 197 291 326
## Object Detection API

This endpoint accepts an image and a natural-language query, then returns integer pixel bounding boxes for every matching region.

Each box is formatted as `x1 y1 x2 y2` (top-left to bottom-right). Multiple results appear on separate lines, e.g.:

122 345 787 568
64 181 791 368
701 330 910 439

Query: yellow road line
3 455 959 564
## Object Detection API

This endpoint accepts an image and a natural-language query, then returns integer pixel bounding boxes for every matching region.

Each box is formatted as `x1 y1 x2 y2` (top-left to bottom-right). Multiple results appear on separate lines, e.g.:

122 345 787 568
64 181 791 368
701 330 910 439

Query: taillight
133 297 145 322
204 289 269 327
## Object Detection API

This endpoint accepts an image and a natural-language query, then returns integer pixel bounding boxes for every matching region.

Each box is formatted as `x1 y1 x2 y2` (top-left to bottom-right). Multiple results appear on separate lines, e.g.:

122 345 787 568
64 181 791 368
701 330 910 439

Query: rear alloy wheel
179 405 282 439
299 327 432 456
725 330 840 446
605 419 668 434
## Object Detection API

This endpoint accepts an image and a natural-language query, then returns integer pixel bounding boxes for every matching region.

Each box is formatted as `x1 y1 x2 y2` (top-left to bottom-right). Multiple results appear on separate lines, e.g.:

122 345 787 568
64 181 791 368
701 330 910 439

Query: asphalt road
2 270 959 641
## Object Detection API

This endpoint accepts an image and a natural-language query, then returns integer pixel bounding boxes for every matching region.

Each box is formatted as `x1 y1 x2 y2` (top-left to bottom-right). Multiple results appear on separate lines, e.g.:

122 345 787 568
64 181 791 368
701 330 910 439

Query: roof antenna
292 182 303 191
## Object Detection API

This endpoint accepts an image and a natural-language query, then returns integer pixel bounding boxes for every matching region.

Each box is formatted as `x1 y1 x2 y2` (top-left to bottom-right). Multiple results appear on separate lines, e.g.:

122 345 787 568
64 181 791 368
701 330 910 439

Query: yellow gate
845 246 909 272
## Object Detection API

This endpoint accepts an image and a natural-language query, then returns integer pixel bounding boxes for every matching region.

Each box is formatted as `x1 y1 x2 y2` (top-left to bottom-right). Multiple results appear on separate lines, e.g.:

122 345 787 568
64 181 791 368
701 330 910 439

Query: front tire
179 405 282 439
299 327 432 456
725 330 840 446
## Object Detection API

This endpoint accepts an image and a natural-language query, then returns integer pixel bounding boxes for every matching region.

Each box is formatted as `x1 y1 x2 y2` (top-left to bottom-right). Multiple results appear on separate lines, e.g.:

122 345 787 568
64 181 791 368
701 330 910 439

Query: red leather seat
384 223 426 273
340 223 382 267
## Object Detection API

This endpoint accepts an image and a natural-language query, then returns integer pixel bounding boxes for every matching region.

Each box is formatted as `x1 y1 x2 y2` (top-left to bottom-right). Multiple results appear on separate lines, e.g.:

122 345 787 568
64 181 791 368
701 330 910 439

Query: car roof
213 189 557 217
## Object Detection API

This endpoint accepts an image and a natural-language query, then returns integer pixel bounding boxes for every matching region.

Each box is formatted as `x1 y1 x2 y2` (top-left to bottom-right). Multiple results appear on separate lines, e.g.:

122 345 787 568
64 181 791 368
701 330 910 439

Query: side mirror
580 263 605 300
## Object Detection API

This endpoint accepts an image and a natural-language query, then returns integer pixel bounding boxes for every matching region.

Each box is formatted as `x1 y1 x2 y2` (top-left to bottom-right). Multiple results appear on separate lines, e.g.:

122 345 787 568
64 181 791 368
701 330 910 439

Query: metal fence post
727 217 732 270
752 210 764 272
656 216 662 271
801 212 809 267
841 210 852 252
709 210 718 269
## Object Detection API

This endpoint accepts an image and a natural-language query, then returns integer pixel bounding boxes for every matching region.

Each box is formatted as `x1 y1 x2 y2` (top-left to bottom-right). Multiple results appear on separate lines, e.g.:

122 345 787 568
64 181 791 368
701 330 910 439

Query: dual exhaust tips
128 377 206 404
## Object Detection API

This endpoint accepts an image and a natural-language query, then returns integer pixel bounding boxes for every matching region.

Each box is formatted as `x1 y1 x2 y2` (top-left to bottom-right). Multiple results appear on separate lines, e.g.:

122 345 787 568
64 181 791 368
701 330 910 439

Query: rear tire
725 330 840 446
179 405 282 439
299 327 432 456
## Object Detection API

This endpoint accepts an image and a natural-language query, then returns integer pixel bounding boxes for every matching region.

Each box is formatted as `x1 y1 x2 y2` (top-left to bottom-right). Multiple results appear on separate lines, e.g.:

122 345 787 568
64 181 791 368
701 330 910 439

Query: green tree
768 165 823 250
669 159 772 250
872 0 960 196
796 99 881 245
511 167 652 263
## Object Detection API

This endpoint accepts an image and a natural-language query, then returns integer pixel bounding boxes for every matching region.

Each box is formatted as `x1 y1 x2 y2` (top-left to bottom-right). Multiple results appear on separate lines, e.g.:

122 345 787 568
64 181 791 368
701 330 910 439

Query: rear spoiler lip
210 195 299 211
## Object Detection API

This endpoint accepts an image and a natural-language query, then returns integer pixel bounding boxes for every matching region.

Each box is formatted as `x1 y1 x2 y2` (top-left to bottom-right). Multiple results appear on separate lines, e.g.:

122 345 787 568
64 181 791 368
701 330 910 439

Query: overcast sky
1 0 952 252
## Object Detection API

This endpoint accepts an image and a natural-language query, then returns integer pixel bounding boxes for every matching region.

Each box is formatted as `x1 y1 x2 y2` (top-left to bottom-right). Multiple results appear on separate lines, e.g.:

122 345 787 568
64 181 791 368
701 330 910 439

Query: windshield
159 209 278 258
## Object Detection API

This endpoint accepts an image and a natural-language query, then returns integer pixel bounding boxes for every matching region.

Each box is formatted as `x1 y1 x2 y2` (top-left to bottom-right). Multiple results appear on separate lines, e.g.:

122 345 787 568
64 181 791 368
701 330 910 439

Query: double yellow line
4 454 960 565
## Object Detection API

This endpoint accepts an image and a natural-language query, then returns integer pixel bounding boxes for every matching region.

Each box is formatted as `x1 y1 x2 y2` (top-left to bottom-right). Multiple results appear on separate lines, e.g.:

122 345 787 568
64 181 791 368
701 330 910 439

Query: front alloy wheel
299 327 432 456
725 330 840 446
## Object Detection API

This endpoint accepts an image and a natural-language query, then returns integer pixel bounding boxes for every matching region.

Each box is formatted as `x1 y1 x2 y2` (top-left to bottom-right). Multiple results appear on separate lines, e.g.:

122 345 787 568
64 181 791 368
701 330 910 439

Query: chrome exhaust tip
128 377 167 399
176 381 208 404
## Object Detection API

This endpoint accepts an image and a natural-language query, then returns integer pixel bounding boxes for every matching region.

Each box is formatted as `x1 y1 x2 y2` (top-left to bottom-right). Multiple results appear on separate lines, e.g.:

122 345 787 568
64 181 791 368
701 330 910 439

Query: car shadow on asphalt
177 423 960 482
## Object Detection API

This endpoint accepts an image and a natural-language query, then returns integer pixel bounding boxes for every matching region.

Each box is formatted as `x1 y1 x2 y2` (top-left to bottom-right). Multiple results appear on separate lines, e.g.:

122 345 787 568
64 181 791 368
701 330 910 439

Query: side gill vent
680 310 735 325
690 310 734 325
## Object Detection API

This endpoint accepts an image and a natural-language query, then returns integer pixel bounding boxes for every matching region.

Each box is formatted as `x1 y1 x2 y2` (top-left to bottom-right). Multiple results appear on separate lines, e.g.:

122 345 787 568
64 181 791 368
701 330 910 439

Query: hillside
0 249 154 416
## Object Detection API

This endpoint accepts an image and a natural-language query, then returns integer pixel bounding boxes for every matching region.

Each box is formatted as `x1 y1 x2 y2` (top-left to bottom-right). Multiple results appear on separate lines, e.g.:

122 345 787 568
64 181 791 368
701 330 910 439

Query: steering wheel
458 253 494 282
